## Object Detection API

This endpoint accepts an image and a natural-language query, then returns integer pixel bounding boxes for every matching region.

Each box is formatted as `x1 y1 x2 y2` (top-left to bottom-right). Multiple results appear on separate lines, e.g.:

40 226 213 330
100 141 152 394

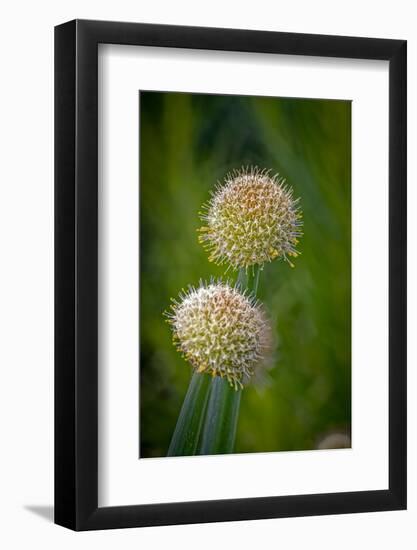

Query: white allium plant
198 166 303 270
166 281 271 389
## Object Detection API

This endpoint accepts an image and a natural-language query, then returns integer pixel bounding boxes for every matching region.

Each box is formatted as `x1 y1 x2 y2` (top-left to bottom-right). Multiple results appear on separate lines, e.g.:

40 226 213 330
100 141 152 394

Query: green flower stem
236 268 246 288
248 265 261 295
167 372 211 456
237 265 262 296
198 377 242 455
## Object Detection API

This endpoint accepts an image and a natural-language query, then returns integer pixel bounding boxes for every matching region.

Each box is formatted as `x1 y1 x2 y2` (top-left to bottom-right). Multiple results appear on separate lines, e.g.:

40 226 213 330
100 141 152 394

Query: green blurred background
139 91 351 458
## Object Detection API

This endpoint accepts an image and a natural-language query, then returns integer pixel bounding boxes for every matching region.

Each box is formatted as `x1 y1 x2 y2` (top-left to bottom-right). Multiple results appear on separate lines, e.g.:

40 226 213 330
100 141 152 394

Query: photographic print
139 91 351 459
55 21 406 530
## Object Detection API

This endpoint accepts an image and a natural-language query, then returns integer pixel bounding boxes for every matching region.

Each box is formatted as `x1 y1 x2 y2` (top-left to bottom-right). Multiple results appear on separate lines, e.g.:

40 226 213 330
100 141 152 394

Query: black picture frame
55 19 407 531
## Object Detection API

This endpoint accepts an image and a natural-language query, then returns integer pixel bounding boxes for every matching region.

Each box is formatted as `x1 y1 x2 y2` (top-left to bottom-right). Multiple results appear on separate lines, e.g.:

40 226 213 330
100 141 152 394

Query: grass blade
167 372 211 457
198 377 241 455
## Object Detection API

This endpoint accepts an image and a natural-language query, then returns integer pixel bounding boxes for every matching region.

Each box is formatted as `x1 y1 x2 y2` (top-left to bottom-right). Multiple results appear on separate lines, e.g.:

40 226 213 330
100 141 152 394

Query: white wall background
0 1 415 548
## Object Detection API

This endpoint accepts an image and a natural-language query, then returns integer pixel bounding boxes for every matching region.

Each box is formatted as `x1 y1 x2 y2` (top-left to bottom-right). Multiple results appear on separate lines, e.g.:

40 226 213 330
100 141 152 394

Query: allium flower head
166 281 270 389
198 167 303 269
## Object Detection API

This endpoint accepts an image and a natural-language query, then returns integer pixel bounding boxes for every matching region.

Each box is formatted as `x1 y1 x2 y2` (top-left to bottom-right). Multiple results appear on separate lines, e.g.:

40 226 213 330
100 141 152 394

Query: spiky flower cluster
166 282 270 389
198 167 303 269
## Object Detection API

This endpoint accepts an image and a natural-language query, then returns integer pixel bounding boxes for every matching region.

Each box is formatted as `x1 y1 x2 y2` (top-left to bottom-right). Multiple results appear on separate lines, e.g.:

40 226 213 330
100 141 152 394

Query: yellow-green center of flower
166 282 270 389
198 167 303 269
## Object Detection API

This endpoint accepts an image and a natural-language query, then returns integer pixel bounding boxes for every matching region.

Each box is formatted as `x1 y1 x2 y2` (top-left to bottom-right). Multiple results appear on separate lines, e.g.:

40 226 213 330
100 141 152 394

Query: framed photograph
55 19 406 530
